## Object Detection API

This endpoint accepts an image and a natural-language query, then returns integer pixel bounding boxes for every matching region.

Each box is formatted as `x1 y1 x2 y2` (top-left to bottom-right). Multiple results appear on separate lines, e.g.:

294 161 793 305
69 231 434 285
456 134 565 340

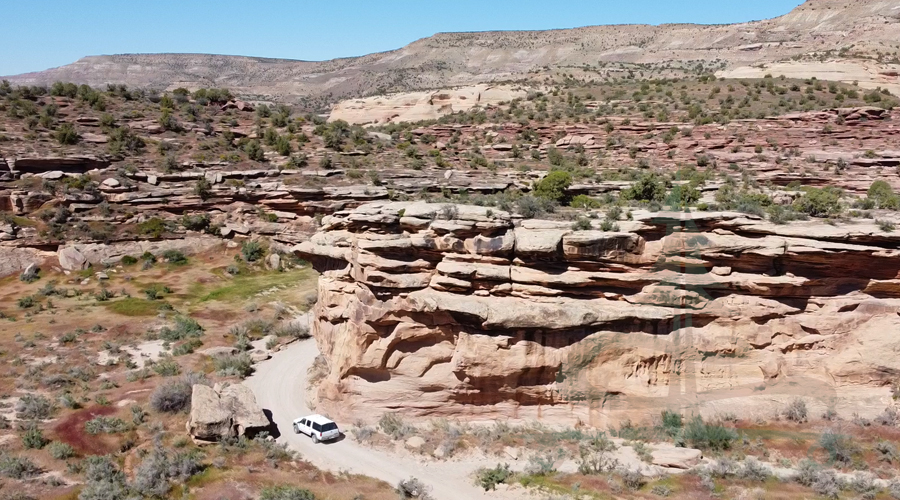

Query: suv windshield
321 422 338 432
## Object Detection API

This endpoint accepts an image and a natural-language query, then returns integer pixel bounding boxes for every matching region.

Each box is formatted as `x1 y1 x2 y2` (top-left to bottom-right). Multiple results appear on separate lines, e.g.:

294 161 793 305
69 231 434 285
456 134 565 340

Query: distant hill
5 0 899 108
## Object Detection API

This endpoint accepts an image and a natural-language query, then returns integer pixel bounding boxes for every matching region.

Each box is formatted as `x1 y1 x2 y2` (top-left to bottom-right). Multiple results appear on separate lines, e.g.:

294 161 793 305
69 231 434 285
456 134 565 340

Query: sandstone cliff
295 202 900 427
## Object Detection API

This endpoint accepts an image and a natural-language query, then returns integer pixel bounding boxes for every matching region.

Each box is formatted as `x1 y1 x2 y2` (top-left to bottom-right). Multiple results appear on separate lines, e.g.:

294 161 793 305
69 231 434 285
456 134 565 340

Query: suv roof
303 414 335 425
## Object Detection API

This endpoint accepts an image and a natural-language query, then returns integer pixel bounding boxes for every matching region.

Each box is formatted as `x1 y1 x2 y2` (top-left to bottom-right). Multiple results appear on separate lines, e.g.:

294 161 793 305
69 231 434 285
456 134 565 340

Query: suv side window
312 423 322 432
300 419 307 426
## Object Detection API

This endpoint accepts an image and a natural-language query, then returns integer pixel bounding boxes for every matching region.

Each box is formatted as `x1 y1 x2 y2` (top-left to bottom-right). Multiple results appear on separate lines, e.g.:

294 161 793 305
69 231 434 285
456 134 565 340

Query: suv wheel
312 434 320 444
293 424 300 434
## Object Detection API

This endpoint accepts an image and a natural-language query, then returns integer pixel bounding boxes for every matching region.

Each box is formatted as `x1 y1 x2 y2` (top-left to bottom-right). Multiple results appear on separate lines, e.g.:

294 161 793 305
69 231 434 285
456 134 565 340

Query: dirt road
244 339 502 500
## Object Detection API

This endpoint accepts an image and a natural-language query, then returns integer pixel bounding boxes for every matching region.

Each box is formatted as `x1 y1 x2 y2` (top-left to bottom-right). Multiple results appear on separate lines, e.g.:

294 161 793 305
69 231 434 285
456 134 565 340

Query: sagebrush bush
683 416 736 451
85 416 132 435
162 250 187 265
783 398 808 423
397 477 433 499
241 241 265 262
0 453 41 479
16 394 55 420
20 424 47 449
793 187 843 217
259 485 317 500
48 441 75 460
476 463 511 491
738 457 771 481
819 428 856 465
158 316 203 342
213 353 254 378
79 455 129 500
130 447 203 497
576 432 619 474
811 468 843 500
150 373 207 413
378 412 413 440
55 123 79 145
618 466 647 490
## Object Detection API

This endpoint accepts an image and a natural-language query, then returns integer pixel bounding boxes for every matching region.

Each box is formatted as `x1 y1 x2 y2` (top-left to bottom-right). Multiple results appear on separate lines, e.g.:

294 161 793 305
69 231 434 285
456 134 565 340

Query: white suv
292 414 340 443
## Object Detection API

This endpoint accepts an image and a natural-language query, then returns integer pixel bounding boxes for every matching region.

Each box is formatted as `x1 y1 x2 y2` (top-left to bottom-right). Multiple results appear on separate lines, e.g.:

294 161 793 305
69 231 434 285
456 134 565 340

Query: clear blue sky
0 0 805 77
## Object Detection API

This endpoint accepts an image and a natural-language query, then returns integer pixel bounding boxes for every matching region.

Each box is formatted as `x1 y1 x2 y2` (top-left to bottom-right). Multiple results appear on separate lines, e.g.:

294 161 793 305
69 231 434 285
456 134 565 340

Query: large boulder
186 385 233 442
187 383 268 442
219 384 269 435
651 447 703 469
57 246 88 271
513 228 568 259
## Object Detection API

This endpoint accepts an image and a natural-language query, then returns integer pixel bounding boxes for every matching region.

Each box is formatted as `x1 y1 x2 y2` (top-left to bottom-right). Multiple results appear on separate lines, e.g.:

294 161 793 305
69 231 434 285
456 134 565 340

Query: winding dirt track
244 339 498 500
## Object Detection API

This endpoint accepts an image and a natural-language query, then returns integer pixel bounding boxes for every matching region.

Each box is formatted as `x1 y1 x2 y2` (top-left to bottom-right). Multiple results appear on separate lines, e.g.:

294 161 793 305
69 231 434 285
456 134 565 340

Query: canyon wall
295 202 900 427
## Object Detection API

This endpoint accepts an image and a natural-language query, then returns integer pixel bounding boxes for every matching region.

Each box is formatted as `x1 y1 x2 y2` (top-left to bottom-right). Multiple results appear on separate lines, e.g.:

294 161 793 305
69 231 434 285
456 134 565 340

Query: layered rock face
296 202 900 427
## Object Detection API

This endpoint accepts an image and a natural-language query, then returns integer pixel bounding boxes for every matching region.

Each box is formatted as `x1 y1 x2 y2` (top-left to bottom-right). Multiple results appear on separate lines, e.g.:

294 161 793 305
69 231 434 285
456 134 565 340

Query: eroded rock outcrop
296 202 900 427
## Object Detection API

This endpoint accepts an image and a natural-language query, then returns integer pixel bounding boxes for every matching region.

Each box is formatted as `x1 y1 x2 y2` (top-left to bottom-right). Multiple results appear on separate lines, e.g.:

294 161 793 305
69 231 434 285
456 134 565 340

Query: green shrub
241 241 265 262
244 140 265 161
55 123 79 145
131 447 203 497
94 287 114 302
158 316 203 342
181 213 211 231
16 394 56 420
868 180 893 203
213 353 253 378
21 425 47 449
0 454 41 479
48 441 75 460
150 374 206 413
793 187 842 217
138 217 169 238
162 250 187 265
79 455 129 500
783 398 808 423
120 255 138 266
599 219 619 232
570 194 601 209
274 136 292 156
378 412 413 440
576 432 618 474
622 173 668 202
661 410 683 437
878 219 896 232
819 429 857 465
107 126 145 156
571 217 593 231
476 463 511 491
85 416 131 435
19 266 39 283
152 358 181 377
533 170 572 202
683 416 736 451
172 338 203 356
517 195 555 218
665 184 700 207
194 178 212 201
259 485 316 500
397 477 430 499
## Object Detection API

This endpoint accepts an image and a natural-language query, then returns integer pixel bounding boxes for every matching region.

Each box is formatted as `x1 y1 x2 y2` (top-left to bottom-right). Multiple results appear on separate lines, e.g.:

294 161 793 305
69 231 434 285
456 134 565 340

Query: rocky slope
5 0 900 104
295 201 900 426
